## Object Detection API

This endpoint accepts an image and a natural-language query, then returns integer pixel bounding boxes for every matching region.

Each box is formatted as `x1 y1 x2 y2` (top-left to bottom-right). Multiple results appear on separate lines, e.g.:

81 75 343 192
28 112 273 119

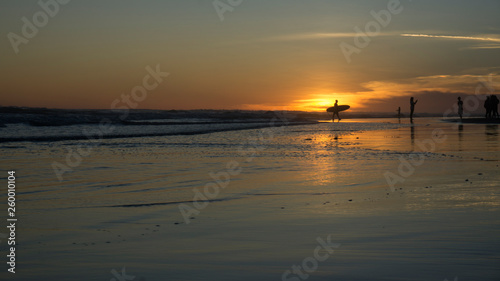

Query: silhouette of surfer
457 97 463 121
332 100 341 121
410 97 418 122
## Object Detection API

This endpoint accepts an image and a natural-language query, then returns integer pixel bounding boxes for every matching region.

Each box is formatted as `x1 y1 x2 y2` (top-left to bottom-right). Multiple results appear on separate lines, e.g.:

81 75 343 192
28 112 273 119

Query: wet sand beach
1 118 499 280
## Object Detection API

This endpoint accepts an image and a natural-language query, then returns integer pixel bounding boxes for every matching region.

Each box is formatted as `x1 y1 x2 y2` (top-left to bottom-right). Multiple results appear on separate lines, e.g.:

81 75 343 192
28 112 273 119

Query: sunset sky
1 0 499 113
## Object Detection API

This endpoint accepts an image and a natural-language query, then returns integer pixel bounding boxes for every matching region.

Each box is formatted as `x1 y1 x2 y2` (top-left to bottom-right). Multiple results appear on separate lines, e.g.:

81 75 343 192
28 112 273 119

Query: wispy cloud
263 32 500 44
462 44 500 50
260 32 399 42
401 33 500 50
401 33 500 43
259 32 357 42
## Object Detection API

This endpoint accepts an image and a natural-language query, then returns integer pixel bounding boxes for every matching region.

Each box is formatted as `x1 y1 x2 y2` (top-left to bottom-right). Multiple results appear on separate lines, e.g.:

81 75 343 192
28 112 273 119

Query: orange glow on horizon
241 93 361 112
287 94 360 112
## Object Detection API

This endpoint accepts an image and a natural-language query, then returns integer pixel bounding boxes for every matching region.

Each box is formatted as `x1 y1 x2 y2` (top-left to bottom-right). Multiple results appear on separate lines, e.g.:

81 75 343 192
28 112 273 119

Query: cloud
352 73 500 113
261 32 500 44
461 44 500 50
361 73 500 97
259 31 400 42
258 32 357 42
401 33 500 43
401 33 500 50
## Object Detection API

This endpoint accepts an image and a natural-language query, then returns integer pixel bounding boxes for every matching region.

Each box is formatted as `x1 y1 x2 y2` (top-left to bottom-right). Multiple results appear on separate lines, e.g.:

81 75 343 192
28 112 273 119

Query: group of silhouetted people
402 95 499 122
331 94 499 122
395 97 418 122
484 95 499 119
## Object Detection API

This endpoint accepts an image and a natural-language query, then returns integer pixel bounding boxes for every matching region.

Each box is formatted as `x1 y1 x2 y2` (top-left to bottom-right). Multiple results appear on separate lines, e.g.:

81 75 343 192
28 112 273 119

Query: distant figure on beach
332 100 341 121
491 95 499 118
397 107 401 119
484 96 492 118
410 97 418 122
457 97 463 120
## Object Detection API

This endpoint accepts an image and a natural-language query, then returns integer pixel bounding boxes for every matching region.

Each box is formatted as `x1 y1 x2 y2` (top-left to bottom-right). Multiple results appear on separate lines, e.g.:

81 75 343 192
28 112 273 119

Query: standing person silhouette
410 97 418 122
492 95 499 118
332 100 341 121
397 107 401 119
484 96 491 118
457 97 463 121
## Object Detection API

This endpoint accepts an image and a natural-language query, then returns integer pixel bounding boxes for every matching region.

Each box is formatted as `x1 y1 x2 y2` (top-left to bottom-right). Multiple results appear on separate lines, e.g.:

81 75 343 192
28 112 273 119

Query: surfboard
326 105 350 113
